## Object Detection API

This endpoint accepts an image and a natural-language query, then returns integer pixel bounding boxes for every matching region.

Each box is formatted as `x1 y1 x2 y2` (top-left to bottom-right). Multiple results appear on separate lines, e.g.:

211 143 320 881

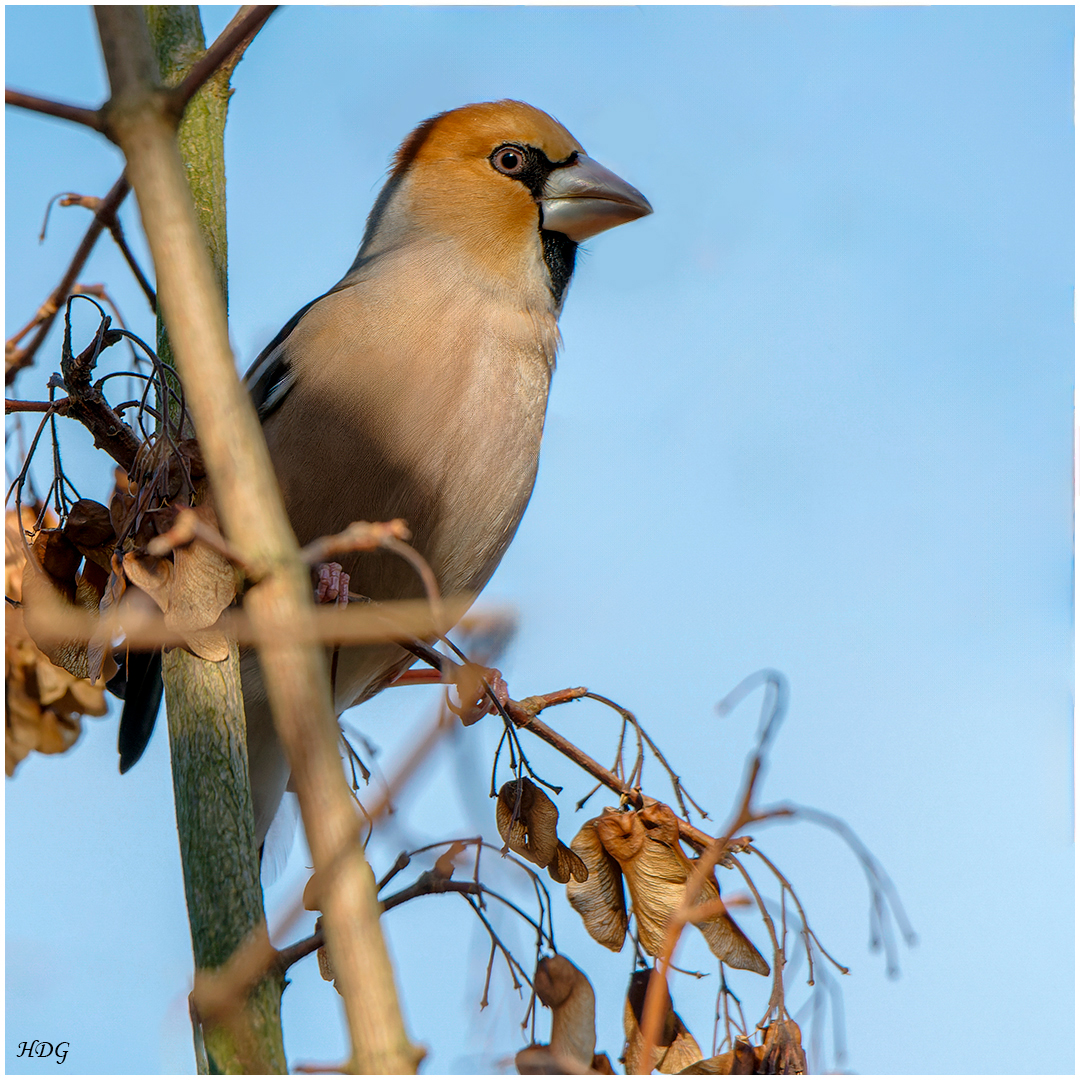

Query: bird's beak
540 154 652 242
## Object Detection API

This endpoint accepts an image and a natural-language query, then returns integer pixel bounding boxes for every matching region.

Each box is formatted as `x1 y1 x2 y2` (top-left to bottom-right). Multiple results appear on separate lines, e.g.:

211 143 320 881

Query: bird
116 99 652 848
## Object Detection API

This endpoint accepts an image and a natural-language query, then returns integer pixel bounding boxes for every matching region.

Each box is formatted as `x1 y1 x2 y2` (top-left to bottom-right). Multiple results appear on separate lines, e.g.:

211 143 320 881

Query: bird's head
358 100 652 303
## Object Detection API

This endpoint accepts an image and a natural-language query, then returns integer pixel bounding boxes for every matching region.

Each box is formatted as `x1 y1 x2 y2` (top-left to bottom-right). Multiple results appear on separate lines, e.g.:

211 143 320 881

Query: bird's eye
491 145 527 176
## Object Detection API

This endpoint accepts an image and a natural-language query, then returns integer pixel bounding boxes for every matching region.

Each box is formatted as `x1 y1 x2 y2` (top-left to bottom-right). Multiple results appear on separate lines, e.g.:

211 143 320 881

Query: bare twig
584 691 710 821
6 175 130 384
381 875 480 912
298 518 411 564
718 669 789 835
170 6 277 112
747 843 849 980
5 399 60 413
5 87 102 130
38 195 156 312
727 857 786 1024
507 693 730 854
6 7 276 385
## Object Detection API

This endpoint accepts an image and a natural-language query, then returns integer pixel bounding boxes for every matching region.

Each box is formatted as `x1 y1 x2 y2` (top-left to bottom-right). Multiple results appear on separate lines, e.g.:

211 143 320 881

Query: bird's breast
262 263 558 608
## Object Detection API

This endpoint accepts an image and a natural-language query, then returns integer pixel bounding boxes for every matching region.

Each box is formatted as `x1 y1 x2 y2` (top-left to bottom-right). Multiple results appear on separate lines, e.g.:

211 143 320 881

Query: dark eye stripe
489 144 574 200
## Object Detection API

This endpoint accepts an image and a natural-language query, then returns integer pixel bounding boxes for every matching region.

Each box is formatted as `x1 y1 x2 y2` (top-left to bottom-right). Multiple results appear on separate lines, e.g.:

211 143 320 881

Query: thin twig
39 195 156 313
727 857 787 1026
6 8 276 384
170 6 278 112
6 175 130 384
4 88 102 129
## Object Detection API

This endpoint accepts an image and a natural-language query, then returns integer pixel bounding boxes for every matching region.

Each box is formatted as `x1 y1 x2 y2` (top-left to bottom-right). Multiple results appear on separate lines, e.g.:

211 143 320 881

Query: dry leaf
496 778 560 868
548 841 589 885
164 513 236 662
566 819 628 951
623 968 703 1075
596 803 768 976
534 955 597 1071
757 1020 806 1074
5 508 106 774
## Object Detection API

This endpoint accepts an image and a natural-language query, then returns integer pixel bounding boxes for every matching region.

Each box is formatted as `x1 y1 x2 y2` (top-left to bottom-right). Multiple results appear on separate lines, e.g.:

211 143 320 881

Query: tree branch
6 176 130 385
4 87 102 129
93 6 420 1072
506 694 725 854
170 5 278 113
5 8 276 386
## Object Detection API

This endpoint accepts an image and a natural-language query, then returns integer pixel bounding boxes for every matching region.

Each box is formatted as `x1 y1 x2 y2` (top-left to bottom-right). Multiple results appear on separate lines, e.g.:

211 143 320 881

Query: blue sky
5 4 1073 1074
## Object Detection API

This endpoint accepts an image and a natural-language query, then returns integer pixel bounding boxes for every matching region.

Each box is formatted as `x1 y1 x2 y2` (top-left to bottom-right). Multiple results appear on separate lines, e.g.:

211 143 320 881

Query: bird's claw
449 664 509 727
316 562 350 607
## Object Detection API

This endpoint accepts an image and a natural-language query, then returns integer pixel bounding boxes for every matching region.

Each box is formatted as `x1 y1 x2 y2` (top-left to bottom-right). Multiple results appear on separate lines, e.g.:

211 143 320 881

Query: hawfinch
120 100 652 846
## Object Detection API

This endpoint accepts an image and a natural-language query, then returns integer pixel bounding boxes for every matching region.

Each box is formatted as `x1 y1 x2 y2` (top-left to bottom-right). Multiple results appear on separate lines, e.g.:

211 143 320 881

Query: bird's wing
243 281 353 420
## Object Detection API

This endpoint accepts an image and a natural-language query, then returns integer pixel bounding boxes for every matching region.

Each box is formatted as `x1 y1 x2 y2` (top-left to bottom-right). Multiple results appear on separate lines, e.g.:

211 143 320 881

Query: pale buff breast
259 244 556 710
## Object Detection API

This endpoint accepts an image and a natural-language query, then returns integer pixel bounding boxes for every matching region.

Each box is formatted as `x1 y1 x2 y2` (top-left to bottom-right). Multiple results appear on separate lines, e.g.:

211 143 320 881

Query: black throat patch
540 229 577 306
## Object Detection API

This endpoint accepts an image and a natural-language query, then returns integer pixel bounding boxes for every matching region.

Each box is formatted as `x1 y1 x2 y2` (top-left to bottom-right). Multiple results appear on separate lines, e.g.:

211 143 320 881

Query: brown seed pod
758 1019 807 1074
534 955 597 1070
597 803 769 976
623 968 702 1075
62 498 115 549
496 778 560 868
547 841 589 885
566 818 628 951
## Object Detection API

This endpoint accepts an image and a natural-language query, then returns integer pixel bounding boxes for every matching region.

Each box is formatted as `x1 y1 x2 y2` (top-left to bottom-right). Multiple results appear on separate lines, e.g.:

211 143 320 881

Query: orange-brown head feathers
356 100 649 307
391 100 582 181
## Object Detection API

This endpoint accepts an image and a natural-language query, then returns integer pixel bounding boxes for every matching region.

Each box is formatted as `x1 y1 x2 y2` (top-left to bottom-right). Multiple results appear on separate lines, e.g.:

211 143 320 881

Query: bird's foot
450 663 509 727
315 562 351 607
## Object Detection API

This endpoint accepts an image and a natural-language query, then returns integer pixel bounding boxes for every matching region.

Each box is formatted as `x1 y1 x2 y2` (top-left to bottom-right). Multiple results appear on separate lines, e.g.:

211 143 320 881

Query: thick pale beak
540 154 652 242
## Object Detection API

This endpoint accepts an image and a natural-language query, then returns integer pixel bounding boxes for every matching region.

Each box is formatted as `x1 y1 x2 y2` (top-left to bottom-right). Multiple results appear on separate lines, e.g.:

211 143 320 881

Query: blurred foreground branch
92 6 419 1073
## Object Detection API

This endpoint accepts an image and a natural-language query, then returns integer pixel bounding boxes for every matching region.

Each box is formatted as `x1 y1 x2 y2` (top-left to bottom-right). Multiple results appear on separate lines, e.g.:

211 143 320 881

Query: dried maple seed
532 956 597 1071
566 818 628 951
495 778 560 868
595 802 769 975
62 499 115 548
547 841 588 885
623 968 702 1075
32 529 81 586
5 508 107 775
